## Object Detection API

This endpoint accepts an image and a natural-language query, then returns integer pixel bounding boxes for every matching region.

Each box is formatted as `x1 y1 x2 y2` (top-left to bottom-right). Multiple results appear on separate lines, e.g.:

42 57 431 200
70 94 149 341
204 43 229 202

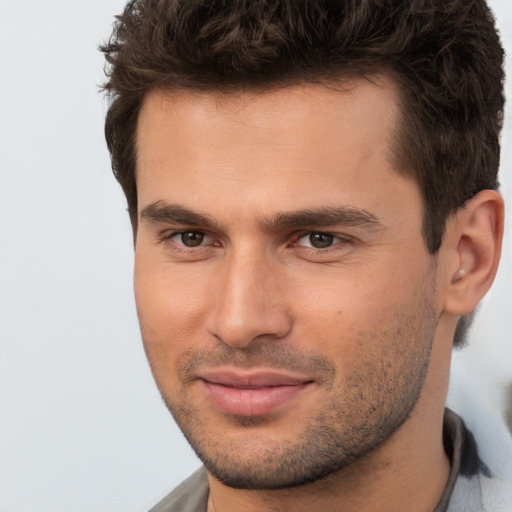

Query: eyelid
160 229 213 247
293 231 353 248
158 228 353 252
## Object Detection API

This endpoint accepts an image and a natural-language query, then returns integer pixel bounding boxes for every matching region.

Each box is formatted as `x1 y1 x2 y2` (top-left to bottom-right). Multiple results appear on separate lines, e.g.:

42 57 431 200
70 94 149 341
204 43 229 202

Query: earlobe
443 190 504 316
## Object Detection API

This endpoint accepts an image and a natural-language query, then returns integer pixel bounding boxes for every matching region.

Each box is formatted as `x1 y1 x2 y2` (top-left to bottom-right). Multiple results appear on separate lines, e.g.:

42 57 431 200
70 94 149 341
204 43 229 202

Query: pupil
310 233 333 249
181 232 204 247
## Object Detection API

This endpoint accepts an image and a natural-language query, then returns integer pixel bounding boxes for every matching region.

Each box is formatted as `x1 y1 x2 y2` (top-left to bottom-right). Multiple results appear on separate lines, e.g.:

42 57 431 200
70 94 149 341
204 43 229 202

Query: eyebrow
140 201 383 232
267 207 382 231
140 201 222 230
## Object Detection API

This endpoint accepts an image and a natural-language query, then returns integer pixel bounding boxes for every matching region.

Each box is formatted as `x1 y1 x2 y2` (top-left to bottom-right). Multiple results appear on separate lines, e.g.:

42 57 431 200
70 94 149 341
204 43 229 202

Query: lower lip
202 381 310 416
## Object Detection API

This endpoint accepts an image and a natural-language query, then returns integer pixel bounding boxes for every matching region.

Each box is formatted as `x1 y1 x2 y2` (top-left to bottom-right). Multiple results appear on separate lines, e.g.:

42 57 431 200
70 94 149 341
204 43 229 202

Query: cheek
134 249 211 328
133 255 215 378
290 260 434 359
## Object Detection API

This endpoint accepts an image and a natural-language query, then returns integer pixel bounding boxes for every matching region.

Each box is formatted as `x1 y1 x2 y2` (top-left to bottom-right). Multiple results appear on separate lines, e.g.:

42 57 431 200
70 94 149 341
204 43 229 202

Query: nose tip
208 257 292 348
212 305 291 349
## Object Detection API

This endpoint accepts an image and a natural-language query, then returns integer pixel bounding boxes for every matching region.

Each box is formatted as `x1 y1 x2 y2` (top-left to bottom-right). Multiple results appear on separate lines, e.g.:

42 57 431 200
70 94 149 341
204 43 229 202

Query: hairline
131 68 435 251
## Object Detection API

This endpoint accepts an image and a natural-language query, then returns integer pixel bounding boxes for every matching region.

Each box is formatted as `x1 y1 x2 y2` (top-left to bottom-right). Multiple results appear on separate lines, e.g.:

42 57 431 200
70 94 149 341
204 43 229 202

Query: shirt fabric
148 409 509 512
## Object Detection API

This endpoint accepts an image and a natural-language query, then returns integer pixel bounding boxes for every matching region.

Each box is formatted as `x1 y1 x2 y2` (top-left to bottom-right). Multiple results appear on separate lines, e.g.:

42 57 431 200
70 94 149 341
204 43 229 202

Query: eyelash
160 230 214 250
160 229 353 253
292 232 350 250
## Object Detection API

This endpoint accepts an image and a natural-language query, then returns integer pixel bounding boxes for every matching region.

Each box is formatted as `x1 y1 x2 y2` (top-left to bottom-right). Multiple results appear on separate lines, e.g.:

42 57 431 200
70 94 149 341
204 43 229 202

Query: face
134 80 442 489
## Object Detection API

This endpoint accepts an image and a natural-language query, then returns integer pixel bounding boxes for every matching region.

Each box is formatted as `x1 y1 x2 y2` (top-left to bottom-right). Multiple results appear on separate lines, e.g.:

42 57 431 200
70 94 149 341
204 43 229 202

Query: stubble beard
150 298 438 491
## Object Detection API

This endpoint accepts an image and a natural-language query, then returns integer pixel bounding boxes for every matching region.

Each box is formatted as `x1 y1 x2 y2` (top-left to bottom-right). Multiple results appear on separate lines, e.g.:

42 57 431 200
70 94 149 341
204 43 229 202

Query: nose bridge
210 243 291 348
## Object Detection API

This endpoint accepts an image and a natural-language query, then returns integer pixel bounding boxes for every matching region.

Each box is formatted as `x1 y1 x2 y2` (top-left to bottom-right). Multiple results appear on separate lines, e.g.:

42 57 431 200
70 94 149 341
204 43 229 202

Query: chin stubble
156 305 436 491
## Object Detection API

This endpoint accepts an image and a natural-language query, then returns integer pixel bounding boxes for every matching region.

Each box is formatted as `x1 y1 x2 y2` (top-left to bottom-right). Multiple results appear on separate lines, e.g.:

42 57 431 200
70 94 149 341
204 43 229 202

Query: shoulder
444 404 512 512
148 467 209 512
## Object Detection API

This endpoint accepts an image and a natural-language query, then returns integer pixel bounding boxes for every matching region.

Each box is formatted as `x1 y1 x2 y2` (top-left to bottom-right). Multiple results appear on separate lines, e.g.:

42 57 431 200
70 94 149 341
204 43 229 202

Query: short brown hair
101 0 505 342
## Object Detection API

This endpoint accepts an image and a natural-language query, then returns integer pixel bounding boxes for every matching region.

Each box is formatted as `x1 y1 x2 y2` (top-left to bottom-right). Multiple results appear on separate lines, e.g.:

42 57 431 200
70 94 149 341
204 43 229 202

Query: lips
199 369 313 416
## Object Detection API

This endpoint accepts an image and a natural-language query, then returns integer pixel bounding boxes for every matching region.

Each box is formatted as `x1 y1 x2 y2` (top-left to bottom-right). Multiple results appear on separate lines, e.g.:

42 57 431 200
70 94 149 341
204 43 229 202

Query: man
101 1 511 510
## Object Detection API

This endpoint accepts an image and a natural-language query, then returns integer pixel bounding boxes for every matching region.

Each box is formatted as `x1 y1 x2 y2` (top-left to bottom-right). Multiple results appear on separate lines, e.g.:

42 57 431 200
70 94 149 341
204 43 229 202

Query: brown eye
179 231 205 247
308 233 334 248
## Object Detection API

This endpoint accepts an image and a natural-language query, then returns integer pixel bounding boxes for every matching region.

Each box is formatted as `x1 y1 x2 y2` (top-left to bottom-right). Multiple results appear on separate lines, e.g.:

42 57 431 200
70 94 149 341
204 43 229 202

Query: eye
171 231 208 247
306 233 334 249
297 232 340 249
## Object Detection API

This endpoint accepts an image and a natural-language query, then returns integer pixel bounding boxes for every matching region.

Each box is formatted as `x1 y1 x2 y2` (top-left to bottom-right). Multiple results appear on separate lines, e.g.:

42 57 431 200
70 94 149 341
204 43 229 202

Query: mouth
198 369 314 417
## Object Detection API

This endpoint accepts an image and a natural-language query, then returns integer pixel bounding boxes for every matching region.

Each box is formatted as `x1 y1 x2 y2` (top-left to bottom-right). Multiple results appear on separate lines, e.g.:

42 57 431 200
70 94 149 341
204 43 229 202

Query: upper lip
198 368 313 388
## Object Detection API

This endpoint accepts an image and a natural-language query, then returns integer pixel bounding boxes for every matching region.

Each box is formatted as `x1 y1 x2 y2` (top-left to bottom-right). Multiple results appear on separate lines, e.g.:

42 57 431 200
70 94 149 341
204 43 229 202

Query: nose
208 249 293 348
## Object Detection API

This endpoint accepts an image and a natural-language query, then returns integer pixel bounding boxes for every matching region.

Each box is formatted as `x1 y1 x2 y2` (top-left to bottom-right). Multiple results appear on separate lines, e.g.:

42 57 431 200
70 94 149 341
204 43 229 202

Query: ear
443 190 504 315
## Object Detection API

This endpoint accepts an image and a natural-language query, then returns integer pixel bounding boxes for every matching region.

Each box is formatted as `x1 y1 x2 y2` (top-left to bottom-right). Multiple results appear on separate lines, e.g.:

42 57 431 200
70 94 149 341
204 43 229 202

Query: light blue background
0 2 511 510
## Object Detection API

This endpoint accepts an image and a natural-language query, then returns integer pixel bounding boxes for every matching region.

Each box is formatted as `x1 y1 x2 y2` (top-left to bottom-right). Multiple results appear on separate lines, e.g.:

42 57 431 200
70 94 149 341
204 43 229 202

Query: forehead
137 77 398 154
135 78 419 224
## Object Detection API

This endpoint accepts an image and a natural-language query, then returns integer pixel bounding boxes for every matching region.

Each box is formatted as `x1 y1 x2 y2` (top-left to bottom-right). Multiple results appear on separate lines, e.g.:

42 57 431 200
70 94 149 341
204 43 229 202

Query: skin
134 78 503 512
